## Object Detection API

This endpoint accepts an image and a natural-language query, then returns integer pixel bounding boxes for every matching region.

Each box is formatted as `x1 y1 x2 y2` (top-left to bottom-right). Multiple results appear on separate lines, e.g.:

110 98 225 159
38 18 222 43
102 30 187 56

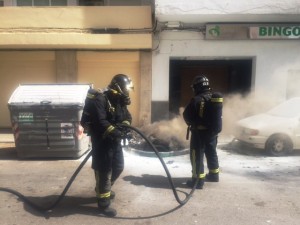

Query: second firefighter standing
80 74 134 217
183 75 223 189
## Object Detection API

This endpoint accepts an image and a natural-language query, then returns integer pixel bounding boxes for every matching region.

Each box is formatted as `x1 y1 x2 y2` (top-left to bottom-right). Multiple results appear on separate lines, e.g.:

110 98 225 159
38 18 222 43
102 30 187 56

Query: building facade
0 0 153 128
1 0 300 130
152 0 300 123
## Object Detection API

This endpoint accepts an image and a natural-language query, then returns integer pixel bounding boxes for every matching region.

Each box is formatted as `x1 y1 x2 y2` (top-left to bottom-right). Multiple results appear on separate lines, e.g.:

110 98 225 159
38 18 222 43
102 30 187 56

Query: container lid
8 84 91 105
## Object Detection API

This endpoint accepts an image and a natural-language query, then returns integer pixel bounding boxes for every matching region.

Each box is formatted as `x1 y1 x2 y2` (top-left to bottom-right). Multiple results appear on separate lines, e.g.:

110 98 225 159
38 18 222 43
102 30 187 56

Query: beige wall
0 51 56 127
0 6 152 128
0 50 151 128
0 6 152 29
77 51 140 126
0 6 152 50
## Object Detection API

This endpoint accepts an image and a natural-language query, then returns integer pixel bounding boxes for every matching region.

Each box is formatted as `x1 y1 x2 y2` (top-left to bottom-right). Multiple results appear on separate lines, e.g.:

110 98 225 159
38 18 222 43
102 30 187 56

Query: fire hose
0 124 200 212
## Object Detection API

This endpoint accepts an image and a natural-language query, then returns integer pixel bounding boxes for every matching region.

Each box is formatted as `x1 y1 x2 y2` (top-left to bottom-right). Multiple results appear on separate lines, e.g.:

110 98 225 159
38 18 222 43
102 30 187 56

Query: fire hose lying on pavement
0 124 200 212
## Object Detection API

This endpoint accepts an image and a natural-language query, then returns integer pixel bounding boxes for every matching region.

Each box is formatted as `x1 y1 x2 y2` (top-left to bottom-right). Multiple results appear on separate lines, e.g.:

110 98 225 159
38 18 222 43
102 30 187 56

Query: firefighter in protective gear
183 75 223 189
80 74 133 217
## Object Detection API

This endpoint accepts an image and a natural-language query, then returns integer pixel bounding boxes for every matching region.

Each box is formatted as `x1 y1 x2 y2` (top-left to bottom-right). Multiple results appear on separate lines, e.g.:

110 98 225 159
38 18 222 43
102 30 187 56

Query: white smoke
140 58 300 145
222 90 280 136
140 108 189 148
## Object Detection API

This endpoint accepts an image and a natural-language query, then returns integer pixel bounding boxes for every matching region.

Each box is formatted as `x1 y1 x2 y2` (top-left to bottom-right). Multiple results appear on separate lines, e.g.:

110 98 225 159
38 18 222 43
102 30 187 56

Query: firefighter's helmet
109 74 134 105
191 75 210 94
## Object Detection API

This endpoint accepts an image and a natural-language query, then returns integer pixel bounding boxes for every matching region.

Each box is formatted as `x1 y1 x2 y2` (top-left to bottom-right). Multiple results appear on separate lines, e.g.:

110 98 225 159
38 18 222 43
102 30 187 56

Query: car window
267 98 300 118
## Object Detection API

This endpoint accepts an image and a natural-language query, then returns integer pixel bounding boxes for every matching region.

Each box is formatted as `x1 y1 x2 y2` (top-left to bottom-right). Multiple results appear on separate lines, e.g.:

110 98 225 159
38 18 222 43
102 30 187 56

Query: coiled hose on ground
0 124 199 212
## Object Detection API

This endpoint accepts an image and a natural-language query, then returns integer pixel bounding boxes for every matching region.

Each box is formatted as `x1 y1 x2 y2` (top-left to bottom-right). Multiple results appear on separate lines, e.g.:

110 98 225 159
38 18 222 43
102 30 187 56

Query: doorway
169 59 253 115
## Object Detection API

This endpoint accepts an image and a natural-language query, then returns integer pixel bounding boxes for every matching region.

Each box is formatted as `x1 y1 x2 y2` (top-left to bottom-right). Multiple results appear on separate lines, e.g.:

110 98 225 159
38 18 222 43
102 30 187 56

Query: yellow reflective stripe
87 93 96 99
107 125 115 133
211 97 223 103
98 192 111 199
103 125 115 138
122 120 130 125
198 173 206 179
110 89 118 94
209 168 220 174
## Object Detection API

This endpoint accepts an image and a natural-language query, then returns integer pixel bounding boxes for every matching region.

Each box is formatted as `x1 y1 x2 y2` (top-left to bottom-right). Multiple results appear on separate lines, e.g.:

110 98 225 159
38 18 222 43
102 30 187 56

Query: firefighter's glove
110 128 125 141
117 126 133 140
123 129 133 140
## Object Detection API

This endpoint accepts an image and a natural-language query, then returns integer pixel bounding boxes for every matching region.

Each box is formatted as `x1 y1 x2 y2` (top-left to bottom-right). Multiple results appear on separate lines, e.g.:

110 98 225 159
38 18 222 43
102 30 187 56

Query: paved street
0 134 300 225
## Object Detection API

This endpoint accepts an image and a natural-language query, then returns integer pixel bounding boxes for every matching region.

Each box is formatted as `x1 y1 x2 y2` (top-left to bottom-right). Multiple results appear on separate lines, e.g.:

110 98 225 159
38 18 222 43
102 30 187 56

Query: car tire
265 134 293 156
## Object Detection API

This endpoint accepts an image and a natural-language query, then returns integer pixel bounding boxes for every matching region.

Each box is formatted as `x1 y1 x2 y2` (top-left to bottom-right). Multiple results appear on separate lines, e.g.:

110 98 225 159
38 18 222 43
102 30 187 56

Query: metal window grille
16 0 67 6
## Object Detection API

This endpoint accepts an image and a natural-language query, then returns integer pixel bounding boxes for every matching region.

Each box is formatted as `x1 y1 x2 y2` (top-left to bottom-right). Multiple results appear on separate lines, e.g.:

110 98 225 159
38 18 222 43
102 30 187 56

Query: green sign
256 26 300 38
206 24 300 40
208 25 220 37
206 24 248 40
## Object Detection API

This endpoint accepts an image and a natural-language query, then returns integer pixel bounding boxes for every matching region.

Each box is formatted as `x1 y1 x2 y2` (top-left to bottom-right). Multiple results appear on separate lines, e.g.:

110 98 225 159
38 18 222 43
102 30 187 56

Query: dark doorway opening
169 59 253 115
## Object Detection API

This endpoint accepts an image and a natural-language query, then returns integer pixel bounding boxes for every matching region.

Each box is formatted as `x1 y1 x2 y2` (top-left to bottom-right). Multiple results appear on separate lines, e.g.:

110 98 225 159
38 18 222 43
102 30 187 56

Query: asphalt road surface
0 137 300 225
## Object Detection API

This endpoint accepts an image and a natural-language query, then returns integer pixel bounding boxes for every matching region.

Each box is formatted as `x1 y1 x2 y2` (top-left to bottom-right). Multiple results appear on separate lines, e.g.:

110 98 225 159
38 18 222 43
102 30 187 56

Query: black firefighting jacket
183 90 223 134
81 88 132 139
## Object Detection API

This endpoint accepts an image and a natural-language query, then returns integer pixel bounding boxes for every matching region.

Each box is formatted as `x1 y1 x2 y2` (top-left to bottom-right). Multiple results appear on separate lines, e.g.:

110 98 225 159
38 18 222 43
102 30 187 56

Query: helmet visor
125 80 134 93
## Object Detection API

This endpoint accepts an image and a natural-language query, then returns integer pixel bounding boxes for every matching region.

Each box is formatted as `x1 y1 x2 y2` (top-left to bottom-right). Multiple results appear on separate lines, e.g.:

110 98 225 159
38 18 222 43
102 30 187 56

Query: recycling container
7 84 91 158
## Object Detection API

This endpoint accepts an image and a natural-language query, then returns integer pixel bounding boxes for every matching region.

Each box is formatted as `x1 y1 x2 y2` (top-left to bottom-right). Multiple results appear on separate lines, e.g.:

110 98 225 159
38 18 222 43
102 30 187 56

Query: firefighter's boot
110 191 115 200
98 206 117 217
205 173 219 182
186 178 204 189
97 198 117 217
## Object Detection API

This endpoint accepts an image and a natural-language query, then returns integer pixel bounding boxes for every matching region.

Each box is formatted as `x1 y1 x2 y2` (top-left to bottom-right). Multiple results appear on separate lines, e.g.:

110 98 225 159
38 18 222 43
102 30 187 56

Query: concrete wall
0 6 152 50
151 0 300 122
0 6 151 28
1 50 151 127
0 51 56 127
0 6 153 127
156 0 300 15
152 31 300 102
77 51 143 126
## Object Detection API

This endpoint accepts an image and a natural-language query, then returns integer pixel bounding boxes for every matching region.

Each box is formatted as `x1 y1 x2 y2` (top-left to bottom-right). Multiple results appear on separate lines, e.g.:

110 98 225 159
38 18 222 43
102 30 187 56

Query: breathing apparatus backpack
80 88 117 135
80 88 102 135
202 92 223 134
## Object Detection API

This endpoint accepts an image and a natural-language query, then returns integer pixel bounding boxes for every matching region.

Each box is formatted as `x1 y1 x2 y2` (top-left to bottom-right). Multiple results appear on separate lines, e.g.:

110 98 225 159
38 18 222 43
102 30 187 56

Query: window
35 0 49 6
17 0 32 6
79 0 104 6
16 0 67 6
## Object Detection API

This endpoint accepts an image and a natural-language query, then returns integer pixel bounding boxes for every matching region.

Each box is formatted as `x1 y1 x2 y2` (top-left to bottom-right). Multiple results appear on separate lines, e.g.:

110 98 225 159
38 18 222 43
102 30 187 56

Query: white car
234 97 300 156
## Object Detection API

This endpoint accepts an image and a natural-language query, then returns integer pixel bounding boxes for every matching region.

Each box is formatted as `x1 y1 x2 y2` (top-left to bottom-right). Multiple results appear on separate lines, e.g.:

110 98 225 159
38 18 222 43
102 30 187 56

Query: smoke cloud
222 91 280 136
140 108 189 148
140 58 300 148
140 91 283 147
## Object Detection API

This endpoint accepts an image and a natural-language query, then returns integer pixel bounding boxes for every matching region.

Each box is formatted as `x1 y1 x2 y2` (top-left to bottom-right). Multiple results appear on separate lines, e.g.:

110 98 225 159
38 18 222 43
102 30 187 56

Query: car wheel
265 134 293 156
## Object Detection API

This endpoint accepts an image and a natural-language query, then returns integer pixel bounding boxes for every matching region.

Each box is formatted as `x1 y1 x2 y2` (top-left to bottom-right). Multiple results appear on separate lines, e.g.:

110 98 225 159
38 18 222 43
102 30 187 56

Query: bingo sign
249 25 300 39
61 123 74 139
206 24 300 40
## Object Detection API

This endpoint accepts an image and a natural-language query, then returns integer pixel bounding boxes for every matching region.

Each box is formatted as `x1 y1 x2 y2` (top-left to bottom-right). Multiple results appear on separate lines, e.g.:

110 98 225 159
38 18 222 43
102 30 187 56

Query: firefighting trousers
190 130 219 179
91 138 124 207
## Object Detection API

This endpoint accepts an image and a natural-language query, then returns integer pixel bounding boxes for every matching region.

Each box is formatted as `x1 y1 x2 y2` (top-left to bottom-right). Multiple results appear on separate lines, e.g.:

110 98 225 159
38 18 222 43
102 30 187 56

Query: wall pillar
139 51 152 126
55 50 77 83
